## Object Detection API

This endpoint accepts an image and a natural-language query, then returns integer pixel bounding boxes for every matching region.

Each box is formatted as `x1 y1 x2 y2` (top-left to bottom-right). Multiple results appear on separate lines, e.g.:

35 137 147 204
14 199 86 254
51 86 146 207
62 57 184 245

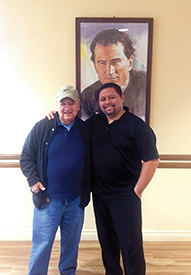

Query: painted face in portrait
94 42 133 88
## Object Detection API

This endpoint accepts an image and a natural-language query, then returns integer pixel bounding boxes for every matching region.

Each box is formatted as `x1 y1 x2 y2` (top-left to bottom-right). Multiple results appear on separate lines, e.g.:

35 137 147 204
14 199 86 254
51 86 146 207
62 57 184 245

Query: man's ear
128 55 134 71
121 93 125 103
77 100 81 111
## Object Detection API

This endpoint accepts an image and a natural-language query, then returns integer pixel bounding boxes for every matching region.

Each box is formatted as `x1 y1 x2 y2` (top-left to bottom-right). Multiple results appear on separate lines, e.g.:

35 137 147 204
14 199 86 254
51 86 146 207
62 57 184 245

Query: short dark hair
95 83 122 101
90 29 135 63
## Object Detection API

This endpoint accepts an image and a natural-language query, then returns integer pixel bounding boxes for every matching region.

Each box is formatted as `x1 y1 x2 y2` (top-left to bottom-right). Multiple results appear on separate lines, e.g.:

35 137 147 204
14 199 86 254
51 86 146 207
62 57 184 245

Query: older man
20 86 90 275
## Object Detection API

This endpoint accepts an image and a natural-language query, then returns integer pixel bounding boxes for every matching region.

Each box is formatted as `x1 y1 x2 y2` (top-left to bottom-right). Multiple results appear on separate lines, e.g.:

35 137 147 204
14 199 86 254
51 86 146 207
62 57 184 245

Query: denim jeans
28 196 84 275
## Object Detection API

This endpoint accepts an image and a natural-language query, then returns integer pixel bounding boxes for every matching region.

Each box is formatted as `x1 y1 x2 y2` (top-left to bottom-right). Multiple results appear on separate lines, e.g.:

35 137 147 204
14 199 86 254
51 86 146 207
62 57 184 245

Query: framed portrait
76 17 153 124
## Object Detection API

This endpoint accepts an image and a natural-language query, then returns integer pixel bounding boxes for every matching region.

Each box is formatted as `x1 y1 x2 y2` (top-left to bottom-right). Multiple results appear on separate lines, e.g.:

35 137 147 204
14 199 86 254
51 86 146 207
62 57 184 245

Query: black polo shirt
88 107 159 194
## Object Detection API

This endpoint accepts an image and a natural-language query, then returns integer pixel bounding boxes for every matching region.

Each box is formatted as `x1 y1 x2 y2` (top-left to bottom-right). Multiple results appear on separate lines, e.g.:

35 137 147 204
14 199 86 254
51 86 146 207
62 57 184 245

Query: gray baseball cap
56 85 80 102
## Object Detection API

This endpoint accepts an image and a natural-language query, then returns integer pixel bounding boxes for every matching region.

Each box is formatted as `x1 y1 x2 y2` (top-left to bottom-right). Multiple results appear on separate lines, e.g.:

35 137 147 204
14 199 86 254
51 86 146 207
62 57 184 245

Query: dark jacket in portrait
80 70 146 121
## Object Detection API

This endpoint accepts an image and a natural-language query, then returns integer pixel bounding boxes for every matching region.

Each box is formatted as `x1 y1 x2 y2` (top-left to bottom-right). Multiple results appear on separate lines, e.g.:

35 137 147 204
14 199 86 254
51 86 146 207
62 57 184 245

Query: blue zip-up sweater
20 112 91 210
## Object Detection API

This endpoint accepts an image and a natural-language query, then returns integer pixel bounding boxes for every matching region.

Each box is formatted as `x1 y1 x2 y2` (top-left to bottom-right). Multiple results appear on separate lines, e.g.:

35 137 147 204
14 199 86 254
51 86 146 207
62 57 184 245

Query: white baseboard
143 230 191 242
81 229 98 240
82 230 191 242
0 229 191 242
0 230 32 241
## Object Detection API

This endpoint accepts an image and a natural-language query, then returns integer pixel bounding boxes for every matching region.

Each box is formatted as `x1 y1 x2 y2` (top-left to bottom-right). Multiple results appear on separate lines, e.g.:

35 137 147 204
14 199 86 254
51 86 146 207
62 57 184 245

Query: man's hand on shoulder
44 110 56 120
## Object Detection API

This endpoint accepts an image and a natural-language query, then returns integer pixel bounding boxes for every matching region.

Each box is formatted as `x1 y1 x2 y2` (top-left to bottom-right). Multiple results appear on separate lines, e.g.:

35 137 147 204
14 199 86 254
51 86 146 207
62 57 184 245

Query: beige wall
0 0 191 241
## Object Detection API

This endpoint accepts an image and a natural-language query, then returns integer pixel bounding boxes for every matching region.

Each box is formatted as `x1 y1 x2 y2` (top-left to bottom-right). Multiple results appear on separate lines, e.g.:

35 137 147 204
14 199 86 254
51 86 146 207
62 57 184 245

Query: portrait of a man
76 19 153 123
